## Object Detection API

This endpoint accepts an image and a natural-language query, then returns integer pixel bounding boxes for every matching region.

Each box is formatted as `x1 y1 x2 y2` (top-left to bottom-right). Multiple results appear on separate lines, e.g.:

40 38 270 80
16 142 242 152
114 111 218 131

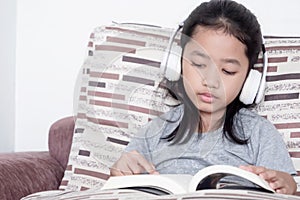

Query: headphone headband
160 24 183 81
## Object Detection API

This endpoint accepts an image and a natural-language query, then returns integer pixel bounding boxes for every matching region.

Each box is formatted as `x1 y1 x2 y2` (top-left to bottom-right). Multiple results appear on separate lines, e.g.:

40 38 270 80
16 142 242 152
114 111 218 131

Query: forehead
189 25 246 50
183 26 249 67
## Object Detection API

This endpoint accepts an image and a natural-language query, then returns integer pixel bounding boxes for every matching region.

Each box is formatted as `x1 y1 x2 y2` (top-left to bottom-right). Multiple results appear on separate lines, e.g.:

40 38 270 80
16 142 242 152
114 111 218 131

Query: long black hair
162 0 263 144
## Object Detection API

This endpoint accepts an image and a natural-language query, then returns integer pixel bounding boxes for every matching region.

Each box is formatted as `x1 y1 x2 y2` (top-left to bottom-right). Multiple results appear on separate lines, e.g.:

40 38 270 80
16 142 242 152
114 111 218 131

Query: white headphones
239 42 268 105
160 24 268 105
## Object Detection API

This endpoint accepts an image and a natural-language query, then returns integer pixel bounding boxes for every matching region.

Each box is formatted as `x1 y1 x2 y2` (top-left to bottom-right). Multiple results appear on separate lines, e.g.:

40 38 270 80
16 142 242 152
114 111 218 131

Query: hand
240 165 297 195
110 150 159 176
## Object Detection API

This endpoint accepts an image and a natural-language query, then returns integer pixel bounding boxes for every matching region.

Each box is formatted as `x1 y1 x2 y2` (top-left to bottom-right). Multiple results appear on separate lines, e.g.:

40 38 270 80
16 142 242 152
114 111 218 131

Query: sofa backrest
59 23 300 192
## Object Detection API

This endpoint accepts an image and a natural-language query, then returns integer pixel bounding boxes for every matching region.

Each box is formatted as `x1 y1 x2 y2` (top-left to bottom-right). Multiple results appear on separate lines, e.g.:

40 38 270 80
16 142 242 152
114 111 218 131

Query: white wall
0 0 16 152
14 0 200 151
2 0 299 152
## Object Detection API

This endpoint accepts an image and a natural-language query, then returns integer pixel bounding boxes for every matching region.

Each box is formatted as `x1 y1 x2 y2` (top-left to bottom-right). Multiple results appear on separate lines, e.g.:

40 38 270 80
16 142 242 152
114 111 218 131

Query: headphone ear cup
239 69 262 105
164 48 182 81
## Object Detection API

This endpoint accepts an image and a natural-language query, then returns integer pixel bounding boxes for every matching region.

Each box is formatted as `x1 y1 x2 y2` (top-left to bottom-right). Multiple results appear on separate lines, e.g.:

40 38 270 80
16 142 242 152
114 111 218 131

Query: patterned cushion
252 37 300 188
59 23 179 191
59 23 300 192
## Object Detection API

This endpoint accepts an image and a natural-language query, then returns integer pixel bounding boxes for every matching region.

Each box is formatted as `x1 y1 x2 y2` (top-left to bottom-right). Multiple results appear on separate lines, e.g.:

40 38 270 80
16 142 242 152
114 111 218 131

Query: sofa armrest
0 151 64 200
48 116 75 169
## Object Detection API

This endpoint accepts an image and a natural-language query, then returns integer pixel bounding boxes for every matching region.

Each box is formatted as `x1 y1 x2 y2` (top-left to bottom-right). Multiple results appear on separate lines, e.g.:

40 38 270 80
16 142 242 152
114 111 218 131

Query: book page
188 165 274 193
169 189 300 200
101 174 193 194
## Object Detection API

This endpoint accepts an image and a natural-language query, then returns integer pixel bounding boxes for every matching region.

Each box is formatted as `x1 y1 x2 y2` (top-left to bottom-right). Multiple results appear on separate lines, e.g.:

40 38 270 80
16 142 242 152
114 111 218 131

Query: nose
201 67 220 88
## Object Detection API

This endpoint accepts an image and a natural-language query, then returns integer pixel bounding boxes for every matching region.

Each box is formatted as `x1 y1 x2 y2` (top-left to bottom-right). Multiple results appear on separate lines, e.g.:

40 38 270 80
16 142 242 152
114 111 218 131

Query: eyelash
190 60 237 76
222 69 236 75
191 62 206 68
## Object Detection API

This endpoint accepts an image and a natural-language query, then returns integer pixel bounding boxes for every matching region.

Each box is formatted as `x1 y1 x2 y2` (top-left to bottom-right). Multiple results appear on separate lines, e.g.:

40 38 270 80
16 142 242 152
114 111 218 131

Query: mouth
198 92 216 103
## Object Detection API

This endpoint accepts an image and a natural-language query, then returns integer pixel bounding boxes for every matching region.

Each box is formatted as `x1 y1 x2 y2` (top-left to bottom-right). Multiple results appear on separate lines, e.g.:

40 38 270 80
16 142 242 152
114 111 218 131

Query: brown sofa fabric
48 116 75 169
0 152 64 200
0 116 75 200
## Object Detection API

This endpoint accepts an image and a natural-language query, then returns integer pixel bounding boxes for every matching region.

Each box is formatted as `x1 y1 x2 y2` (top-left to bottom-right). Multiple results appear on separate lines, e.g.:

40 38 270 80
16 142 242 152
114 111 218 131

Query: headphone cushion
239 69 262 105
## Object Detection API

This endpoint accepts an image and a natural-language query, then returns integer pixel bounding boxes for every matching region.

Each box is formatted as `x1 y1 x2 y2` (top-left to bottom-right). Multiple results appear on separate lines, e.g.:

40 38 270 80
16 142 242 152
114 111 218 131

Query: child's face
182 25 249 117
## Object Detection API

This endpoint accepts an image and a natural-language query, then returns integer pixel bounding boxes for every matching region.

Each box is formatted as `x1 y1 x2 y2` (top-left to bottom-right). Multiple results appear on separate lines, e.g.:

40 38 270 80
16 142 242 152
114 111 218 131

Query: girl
110 0 297 195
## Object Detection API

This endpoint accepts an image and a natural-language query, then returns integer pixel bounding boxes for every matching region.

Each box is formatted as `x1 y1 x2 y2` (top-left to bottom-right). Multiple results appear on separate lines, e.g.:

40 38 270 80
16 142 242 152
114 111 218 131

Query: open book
101 165 275 195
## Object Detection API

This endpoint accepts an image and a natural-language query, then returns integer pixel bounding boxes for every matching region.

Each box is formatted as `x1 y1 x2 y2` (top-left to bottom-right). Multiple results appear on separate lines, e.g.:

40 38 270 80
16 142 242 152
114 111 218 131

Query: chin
197 104 226 115
196 106 214 114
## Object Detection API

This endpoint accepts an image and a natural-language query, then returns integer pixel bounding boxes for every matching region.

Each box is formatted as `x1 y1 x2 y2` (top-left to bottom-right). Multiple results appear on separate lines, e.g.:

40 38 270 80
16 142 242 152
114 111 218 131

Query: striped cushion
60 23 179 191
60 23 300 192
252 37 300 190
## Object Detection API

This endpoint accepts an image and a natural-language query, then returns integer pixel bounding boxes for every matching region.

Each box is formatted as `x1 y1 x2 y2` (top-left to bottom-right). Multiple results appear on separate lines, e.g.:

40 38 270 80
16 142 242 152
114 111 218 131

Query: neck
199 110 225 133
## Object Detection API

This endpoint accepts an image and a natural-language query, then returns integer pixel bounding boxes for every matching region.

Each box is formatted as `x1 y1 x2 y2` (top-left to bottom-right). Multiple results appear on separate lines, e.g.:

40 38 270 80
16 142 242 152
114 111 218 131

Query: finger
239 165 256 172
259 169 277 181
149 169 160 175
239 165 266 175
110 166 126 176
128 162 148 175
115 151 143 175
110 156 136 176
137 155 158 174
122 165 136 175
129 150 158 174
269 181 281 190
275 188 287 194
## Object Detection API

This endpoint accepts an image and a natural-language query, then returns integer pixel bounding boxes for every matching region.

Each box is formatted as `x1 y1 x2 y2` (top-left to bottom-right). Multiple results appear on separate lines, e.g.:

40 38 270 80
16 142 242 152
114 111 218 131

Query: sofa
1 23 300 200
0 116 75 200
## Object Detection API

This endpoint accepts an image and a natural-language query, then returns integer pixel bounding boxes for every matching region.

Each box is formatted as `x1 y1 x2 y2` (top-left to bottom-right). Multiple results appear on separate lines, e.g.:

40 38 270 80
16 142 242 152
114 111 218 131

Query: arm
110 106 181 176
110 114 168 176
242 116 297 194
110 116 164 176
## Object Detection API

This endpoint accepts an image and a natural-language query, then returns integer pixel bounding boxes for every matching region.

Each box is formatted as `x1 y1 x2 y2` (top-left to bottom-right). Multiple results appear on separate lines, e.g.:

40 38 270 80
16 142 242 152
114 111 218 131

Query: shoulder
234 108 279 139
126 104 183 152
137 104 184 137
149 104 183 125
161 104 184 121
236 108 271 126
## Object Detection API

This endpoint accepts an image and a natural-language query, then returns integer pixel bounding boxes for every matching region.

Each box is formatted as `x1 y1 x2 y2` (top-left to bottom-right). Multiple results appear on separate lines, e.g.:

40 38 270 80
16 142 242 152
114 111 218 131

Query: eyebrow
189 50 242 67
190 50 210 59
220 58 242 67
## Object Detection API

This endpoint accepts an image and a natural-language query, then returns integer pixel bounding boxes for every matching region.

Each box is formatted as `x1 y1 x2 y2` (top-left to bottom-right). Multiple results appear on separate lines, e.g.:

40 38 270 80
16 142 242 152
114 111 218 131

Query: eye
222 69 236 75
191 61 206 68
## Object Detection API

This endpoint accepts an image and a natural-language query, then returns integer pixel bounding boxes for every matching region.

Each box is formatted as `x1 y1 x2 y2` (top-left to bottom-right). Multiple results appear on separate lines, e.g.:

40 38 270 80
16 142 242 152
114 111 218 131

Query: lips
198 92 215 103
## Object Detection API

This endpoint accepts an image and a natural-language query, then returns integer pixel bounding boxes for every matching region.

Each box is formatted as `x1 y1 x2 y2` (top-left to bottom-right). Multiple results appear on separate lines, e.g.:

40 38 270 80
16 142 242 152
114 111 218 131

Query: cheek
182 66 200 101
182 71 196 96
182 61 204 82
223 76 246 102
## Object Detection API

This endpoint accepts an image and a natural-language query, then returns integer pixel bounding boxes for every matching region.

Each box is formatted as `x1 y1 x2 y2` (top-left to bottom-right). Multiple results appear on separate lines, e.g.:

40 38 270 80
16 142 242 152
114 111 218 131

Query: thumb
149 166 159 175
